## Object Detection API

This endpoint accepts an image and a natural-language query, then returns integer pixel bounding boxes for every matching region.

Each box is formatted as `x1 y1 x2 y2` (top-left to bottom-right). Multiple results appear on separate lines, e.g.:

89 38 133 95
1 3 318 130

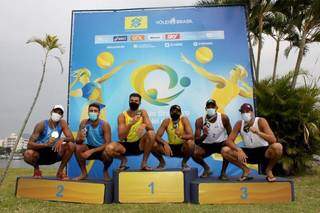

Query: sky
0 0 319 139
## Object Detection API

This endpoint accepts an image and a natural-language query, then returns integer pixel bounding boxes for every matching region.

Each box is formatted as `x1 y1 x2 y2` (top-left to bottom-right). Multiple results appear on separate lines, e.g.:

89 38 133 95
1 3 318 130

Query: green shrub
255 72 320 175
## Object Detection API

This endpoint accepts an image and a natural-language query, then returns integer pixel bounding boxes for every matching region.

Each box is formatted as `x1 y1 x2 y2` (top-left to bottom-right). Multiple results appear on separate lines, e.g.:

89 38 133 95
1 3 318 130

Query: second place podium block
15 177 113 204
114 168 197 203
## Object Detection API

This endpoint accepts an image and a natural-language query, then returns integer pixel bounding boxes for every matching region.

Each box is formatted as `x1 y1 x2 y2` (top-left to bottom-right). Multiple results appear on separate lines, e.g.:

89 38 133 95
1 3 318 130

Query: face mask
51 113 62 122
88 112 98 121
170 113 180 121
206 108 216 117
129 102 139 111
241 113 252 122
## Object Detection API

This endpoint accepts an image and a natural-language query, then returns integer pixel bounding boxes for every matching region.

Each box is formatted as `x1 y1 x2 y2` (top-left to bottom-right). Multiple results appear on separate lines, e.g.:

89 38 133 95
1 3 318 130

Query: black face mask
170 113 181 121
129 102 139 111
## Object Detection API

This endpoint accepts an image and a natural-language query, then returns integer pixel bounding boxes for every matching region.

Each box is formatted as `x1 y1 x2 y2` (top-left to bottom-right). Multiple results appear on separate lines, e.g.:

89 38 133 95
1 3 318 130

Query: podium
15 177 113 204
114 168 197 203
190 175 294 204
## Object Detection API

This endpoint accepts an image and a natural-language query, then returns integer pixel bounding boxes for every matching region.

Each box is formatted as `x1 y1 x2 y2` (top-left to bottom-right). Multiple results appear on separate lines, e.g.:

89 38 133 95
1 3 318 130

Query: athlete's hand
47 137 56 147
53 139 64 153
203 126 209 136
81 149 94 159
162 142 173 156
237 149 248 164
249 127 259 134
79 128 87 140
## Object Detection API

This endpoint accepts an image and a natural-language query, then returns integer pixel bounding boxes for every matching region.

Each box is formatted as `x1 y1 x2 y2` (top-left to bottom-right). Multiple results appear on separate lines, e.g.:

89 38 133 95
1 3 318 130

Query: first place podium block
114 168 197 203
191 175 294 204
15 177 113 204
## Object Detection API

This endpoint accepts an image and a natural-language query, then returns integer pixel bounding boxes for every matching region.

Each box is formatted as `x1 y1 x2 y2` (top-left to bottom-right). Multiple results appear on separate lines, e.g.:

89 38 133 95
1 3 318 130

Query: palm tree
264 10 289 81
281 0 320 88
0 35 64 187
250 0 274 82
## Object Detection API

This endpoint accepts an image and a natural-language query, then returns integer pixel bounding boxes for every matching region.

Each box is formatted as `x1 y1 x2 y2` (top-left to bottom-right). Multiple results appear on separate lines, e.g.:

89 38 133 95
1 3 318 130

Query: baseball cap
170 105 181 112
206 99 217 107
239 103 253 112
53 104 64 113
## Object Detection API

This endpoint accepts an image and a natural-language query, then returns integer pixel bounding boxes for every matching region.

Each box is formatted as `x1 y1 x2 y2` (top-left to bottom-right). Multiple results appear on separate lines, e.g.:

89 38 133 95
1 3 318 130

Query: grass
0 168 319 213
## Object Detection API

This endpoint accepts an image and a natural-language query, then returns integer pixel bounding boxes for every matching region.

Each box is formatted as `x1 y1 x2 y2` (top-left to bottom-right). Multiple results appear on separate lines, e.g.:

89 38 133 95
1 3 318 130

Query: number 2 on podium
56 185 64 198
148 182 154 194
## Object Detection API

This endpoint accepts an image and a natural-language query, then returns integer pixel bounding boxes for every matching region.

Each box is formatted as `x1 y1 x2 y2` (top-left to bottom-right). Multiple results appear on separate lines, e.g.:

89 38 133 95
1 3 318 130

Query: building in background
3 133 29 151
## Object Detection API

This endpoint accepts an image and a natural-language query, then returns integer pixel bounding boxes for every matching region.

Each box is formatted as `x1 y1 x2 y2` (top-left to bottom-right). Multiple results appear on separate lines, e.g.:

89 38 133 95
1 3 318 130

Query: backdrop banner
68 6 256 178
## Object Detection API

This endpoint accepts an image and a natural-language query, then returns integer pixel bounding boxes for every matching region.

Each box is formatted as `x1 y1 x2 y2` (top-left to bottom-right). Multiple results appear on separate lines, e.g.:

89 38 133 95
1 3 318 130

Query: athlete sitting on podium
23 105 75 180
74 102 113 180
105 93 156 170
152 105 194 170
193 99 232 179
221 103 283 182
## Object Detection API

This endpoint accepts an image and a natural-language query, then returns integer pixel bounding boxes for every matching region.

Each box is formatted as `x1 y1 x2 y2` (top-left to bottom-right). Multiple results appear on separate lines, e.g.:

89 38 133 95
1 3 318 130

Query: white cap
52 104 64 113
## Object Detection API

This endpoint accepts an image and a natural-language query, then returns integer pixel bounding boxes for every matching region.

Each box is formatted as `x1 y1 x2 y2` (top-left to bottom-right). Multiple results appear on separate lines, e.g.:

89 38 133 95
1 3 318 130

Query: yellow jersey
166 118 185 145
123 111 143 142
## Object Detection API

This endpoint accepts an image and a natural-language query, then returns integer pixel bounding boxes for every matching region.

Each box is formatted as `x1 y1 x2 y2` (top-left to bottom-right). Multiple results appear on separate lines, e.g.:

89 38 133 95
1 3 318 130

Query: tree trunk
291 32 306 88
255 15 263 83
272 38 280 82
248 34 257 81
0 51 49 187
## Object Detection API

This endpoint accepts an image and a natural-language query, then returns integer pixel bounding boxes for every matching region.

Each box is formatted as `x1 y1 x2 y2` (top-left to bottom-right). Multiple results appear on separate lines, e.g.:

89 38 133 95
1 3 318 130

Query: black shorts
198 141 225 157
37 147 62 165
119 140 142 156
169 144 184 157
87 145 105 160
242 146 269 164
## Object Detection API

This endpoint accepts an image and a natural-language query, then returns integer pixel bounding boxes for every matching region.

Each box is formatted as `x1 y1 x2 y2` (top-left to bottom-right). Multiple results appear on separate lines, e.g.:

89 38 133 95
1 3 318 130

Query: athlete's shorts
119 139 143 155
198 141 226 157
168 143 184 157
35 147 62 165
86 144 105 160
242 146 269 164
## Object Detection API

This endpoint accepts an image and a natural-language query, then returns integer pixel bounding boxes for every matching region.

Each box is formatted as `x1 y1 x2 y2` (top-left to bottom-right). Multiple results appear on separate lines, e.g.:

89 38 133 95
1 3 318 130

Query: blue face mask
88 112 98 121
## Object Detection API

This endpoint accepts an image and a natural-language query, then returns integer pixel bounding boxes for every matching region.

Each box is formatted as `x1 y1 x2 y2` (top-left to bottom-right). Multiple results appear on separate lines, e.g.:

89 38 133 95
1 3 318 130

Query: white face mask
51 112 62 122
241 113 252 122
206 108 217 117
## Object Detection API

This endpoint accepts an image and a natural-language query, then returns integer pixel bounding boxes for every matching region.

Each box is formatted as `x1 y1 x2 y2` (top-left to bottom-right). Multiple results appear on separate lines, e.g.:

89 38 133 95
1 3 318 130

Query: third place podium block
114 168 197 203
190 175 294 204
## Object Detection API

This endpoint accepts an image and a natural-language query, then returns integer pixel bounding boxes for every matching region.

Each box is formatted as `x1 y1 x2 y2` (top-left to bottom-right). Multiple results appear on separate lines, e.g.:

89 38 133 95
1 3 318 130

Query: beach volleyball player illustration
181 47 253 113
70 51 135 120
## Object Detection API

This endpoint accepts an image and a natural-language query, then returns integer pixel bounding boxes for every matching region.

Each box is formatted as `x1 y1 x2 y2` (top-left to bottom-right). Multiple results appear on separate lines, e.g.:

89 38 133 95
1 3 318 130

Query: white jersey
203 113 228 144
240 117 269 148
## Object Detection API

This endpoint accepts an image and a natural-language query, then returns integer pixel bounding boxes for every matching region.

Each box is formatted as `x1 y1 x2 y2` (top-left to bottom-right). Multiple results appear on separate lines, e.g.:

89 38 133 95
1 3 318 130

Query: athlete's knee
271 143 283 153
221 146 231 156
23 149 38 161
105 142 119 156
67 142 76 152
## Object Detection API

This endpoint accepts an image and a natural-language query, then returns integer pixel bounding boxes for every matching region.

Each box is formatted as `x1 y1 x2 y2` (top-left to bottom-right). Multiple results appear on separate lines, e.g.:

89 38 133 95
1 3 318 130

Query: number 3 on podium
148 182 154 194
240 186 248 200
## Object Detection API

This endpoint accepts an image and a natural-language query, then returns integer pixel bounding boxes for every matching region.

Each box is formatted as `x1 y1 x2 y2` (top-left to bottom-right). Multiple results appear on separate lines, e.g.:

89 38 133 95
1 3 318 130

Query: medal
51 131 59 139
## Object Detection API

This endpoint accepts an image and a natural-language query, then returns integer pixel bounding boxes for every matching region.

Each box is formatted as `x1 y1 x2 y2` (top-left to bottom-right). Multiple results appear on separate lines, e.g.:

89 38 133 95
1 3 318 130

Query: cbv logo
165 33 180 40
